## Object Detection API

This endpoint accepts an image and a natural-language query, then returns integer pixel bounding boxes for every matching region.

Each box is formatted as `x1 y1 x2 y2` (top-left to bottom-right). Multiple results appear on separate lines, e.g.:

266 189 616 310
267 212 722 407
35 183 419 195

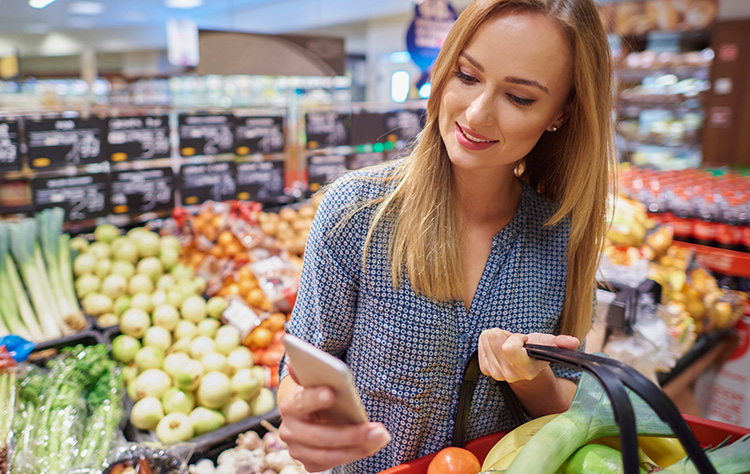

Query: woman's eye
507 94 535 107
453 70 477 84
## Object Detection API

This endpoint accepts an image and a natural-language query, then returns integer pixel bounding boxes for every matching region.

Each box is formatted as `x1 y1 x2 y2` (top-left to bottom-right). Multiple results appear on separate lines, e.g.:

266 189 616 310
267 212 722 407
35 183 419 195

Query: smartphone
282 334 369 425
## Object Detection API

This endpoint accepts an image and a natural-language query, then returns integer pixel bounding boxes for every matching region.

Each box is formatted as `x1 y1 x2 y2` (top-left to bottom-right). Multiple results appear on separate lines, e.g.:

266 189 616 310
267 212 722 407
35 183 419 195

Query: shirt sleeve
279 182 366 381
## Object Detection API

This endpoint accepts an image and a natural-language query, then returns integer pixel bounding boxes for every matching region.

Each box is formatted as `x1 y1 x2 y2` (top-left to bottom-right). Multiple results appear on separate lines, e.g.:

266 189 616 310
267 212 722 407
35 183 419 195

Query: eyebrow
459 52 550 95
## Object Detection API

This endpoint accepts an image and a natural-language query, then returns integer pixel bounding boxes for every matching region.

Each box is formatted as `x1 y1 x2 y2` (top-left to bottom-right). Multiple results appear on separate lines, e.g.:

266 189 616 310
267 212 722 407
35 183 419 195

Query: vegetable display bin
379 415 750 473
380 344 750 474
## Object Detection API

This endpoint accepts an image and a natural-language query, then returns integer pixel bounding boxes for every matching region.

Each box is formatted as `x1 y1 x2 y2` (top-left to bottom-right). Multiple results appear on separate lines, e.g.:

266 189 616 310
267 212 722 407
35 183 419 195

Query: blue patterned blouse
281 163 581 473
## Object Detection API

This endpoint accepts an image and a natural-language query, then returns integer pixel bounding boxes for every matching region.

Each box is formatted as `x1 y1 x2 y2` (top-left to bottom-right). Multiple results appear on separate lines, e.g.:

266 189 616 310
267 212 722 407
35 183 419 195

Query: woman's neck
453 165 522 225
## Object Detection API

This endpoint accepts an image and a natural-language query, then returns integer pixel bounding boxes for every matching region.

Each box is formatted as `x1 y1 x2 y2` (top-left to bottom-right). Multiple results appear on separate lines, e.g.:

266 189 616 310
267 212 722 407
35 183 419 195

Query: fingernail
369 427 390 443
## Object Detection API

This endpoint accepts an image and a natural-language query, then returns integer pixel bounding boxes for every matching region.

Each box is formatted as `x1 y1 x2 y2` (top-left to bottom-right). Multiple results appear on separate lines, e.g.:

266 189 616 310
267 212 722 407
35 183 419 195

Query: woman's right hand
277 382 391 472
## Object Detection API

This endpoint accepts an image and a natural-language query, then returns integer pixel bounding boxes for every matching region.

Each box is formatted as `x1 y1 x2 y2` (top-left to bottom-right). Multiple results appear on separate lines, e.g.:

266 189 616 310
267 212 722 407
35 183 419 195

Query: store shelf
672 241 750 279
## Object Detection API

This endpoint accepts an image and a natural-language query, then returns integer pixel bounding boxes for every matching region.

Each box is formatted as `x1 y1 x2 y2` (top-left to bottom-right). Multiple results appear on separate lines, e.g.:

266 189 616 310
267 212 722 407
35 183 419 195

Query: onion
130 397 164 430
161 387 195 415
231 368 262 401
75 274 101 298
181 296 207 323
193 276 207 295
134 346 166 371
130 292 154 314
156 274 177 291
111 260 136 279
120 308 151 338
251 387 276 416
113 294 131 316
196 371 232 409
153 304 180 331
170 337 193 355
135 368 172 400
143 326 172 352
73 253 97 277
95 259 113 279
206 296 228 319
163 352 191 378
94 223 120 243
201 352 228 374
159 247 180 272
97 312 119 328
196 318 220 338
189 407 225 436
175 359 204 391
129 274 154 295
190 336 216 360
227 347 254 375
156 413 194 443
221 397 251 424
214 326 240 355
132 230 161 258
160 235 182 254
82 293 113 317
113 238 139 264
167 289 185 308
122 363 139 383
151 289 168 307
69 236 90 253
101 274 128 300
88 242 111 260
137 256 164 283
174 320 197 340
111 334 142 363
170 263 195 282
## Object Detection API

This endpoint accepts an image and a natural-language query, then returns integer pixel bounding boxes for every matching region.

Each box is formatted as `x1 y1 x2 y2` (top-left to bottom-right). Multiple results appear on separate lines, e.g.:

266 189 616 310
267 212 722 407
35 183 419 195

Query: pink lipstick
455 123 498 151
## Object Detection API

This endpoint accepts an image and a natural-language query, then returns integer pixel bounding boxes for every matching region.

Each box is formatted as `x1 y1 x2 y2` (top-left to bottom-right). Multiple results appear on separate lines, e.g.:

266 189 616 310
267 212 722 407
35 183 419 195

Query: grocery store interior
1 0 750 472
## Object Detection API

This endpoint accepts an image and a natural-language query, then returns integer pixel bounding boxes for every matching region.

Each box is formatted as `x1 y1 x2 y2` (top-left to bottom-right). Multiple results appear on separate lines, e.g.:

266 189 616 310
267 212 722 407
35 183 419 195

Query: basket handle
525 344 717 474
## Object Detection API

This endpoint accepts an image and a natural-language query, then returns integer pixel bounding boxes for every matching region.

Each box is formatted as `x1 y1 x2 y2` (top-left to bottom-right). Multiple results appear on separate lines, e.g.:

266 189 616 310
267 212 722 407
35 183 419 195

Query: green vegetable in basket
659 434 750 474
505 368 675 474
557 443 648 474
0 223 40 341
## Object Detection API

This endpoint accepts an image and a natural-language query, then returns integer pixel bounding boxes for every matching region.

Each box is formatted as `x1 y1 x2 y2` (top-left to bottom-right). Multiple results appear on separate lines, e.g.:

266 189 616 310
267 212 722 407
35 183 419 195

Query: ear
547 102 572 132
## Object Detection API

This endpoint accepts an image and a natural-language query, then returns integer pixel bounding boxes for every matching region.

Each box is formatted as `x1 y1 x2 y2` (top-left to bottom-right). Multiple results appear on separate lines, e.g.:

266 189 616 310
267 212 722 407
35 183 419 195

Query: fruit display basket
381 345 750 474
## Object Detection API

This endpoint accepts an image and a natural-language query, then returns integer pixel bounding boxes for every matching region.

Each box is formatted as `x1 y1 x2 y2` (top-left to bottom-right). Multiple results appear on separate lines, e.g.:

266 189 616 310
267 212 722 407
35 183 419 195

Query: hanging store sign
406 0 458 72
178 113 235 157
26 117 104 170
599 0 718 36
234 116 285 156
305 112 350 150
350 112 387 146
0 120 21 172
31 172 110 221
235 160 285 202
111 167 175 215
385 109 427 143
307 154 347 194
106 115 171 162
179 161 237 205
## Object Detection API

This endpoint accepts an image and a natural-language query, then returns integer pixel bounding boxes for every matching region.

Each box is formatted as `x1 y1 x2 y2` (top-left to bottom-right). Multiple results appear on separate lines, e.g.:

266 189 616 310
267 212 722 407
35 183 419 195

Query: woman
277 0 615 471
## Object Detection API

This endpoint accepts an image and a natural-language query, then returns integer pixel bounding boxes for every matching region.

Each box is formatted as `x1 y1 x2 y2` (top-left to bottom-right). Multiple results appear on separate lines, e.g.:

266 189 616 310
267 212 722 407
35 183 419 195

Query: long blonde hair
357 0 614 341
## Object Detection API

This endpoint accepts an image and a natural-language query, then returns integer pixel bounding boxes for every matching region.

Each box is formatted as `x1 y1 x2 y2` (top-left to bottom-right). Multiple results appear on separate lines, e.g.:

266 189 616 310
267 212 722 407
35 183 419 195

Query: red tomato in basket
426 447 481 474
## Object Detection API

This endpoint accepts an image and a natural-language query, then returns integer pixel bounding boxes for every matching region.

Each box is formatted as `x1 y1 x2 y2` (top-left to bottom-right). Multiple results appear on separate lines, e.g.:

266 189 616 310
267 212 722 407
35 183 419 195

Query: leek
661 434 750 474
8 220 63 340
37 208 86 331
0 223 39 341
506 369 675 474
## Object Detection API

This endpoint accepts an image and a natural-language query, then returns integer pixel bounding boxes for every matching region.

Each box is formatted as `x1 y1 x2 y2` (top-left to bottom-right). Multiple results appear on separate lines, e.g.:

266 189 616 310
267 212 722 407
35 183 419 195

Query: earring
549 126 558 132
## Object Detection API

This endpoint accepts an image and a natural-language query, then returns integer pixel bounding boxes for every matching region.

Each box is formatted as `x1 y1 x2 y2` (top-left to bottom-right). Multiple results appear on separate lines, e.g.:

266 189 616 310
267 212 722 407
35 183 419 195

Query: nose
465 91 496 129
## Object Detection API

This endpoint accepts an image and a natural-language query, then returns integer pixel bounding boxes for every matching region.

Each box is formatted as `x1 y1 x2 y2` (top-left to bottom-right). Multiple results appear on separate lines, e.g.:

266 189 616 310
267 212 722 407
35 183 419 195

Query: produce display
11 343 123 473
0 347 16 474
189 422 309 474
0 208 88 343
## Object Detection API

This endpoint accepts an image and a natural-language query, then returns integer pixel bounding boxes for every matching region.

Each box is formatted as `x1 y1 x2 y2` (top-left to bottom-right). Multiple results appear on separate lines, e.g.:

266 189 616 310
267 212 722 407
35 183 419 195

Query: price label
178 114 235 157
27 117 104 169
351 112 387 146
235 116 285 155
31 172 110 221
236 160 285 201
0 120 20 172
106 115 171 162
307 154 347 193
347 152 384 170
111 167 175 215
385 109 426 142
179 161 237 205
305 112 350 150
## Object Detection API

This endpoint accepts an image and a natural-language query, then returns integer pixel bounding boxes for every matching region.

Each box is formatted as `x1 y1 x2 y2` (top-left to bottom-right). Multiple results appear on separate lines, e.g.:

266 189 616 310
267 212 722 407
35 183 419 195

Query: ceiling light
29 0 57 8
67 1 105 15
165 0 203 9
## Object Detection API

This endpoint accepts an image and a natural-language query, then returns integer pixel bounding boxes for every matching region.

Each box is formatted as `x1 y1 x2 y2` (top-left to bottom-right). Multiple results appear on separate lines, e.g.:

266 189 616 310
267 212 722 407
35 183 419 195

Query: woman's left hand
477 329 579 383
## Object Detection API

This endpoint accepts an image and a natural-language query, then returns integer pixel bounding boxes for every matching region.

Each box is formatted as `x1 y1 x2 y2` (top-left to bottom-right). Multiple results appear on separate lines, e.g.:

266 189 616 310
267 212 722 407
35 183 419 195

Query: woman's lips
455 123 498 151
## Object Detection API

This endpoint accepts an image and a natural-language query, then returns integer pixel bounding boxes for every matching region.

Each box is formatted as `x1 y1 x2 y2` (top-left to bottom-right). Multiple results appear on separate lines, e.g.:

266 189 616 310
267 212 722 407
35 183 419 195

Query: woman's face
438 11 574 172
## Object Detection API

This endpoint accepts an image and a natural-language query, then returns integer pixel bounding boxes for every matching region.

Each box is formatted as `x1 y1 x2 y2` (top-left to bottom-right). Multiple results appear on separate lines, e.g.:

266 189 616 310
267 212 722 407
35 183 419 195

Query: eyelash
452 69 536 108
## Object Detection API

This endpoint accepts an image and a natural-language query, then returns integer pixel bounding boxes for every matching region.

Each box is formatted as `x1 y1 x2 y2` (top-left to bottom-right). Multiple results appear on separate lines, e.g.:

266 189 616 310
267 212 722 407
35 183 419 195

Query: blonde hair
354 0 614 341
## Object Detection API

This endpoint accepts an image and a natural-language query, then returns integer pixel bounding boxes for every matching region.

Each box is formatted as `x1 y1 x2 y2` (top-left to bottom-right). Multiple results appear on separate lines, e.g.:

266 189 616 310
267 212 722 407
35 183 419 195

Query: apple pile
71 224 207 328
110 295 275 444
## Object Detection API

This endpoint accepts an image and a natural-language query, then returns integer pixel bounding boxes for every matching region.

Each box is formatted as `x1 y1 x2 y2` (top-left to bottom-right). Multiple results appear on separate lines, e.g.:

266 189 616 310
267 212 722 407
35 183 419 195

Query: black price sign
111 167 175 215
106 115 171 162
235 116 285 155
347 152 384 170
236 160 285 201
351 112 387 145
385 109 426 142
179 161 237 205
27 117 104 169
0 120 20 172
31 173 110 221
305 112 350 150
307 155 347 193
178 114 235 157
